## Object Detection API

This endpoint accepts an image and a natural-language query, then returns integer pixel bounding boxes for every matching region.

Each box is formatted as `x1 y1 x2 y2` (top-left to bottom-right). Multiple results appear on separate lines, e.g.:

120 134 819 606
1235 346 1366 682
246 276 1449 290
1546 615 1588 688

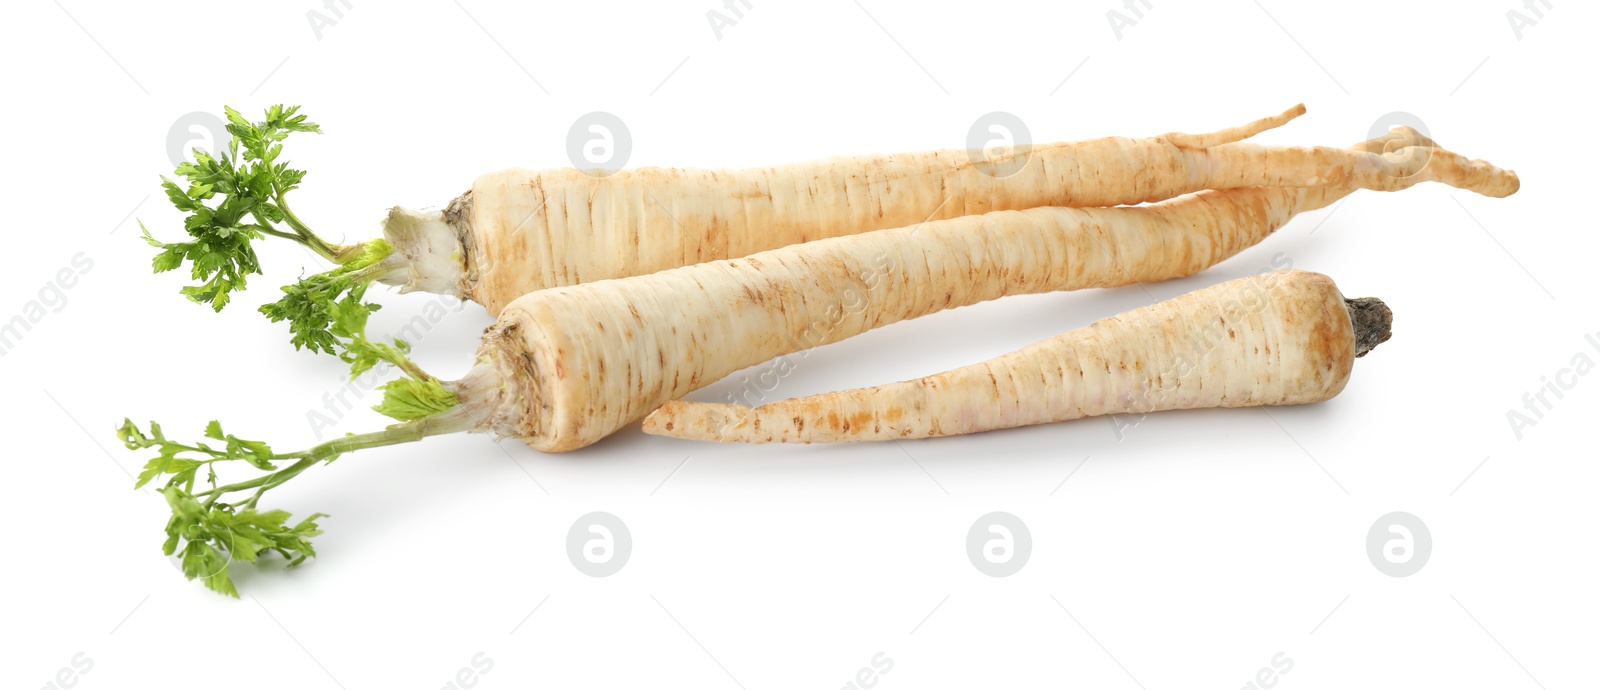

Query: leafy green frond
161 485 325 598
117 409 465 597
260 239 399 363
260 265 375 356
142 105 424 382
374 378 459 422
140 105 344 312
259 238 440 386
118 418 315 597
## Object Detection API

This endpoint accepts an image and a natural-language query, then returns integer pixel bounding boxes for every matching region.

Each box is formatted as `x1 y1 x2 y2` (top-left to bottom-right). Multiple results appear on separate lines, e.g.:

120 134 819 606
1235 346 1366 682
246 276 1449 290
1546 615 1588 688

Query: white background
2 1 1593 688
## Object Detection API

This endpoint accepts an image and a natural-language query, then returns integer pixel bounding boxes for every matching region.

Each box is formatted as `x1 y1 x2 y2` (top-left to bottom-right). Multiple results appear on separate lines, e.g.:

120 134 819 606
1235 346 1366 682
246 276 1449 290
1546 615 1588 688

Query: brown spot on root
850 411 874 432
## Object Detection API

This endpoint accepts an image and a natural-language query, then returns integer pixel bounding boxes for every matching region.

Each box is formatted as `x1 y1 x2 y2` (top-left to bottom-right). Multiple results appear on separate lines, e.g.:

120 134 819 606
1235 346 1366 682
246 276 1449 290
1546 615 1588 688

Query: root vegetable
404 105 1514 314
123 126 1515 596
461 184 1351 452
640 270 1390 443
142 105 1516 368
461 125 1512 451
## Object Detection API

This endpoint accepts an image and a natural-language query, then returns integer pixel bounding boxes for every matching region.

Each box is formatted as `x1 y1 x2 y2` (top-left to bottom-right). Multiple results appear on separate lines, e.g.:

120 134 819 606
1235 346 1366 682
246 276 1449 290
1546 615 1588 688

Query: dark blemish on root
1344 296 1393 358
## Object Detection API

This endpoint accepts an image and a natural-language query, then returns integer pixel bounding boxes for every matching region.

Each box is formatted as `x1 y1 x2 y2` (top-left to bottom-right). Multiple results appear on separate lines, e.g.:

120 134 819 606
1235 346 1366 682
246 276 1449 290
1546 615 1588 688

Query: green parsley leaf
373 378 459 422
140 105 340 312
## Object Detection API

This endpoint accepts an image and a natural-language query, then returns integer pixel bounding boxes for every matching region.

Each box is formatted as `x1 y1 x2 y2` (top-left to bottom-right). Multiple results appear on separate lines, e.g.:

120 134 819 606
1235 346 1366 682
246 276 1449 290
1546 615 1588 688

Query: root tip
1344 297 1393 358
640 404 674 435
1502 169 1522 196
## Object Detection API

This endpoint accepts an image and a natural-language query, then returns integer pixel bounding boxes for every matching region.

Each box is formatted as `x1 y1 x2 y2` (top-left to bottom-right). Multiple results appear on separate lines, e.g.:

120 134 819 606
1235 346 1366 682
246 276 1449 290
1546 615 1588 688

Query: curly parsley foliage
124 108 477 596
258 237 442 390
260 239 397 358
119 419 330 597
142 105 429 382
125 106 478 596
142 105 357 312
117 391 463 597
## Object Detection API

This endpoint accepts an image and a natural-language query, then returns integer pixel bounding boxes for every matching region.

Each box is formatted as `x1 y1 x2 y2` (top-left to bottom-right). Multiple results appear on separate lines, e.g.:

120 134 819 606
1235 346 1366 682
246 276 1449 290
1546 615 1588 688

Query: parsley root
142 105 1516 372
128 179 1366 595
400 104 1514 314
640 271 1389 443
457 128 1511 451
125 117 1517 596
460 186 1349 452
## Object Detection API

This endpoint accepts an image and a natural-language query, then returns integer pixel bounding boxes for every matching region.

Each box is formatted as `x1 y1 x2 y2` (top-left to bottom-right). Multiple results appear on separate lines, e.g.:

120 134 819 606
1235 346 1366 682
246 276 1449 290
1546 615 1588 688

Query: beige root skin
452 107 1518 314
464 184 1355 452
641 271 1381 444
451 133 1506 452
1159 103 1306 149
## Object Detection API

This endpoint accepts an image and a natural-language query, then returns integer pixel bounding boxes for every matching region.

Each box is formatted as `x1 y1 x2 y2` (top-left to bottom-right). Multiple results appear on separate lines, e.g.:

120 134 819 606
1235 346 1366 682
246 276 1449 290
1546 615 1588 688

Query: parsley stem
393 356 436 384
276 196 353 264
258 227 302 242
194 407 476 503
203 458 316 507
307 407 473 456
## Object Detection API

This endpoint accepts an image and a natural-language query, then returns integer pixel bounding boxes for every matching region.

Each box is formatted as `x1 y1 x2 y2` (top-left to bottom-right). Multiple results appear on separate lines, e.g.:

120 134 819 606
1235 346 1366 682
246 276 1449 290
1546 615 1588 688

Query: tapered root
1161 103 1307 149
1342 126 1516 196
642 271 1373 445
1212 138 1520 198
1423 148 1519 196
455 104 1516 312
